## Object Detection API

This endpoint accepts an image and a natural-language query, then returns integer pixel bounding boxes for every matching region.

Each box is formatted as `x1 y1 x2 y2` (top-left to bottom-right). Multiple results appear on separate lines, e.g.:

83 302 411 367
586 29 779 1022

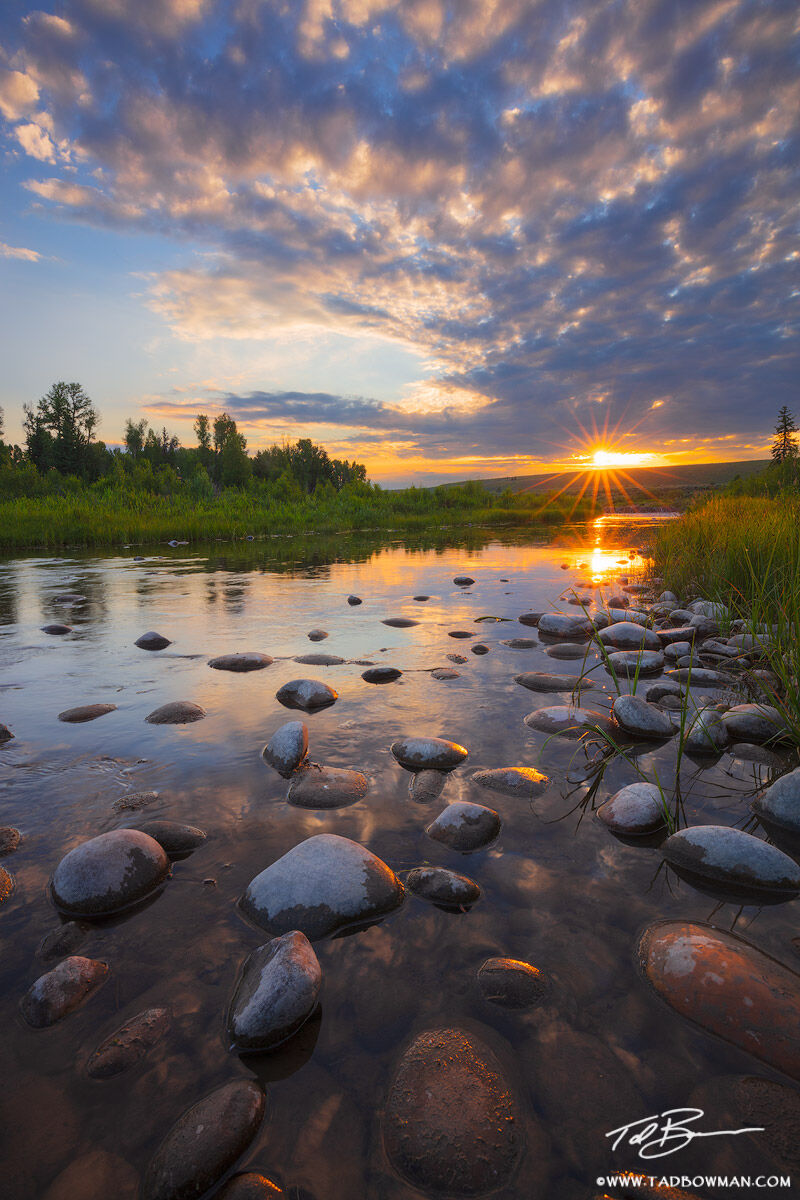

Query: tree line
0 381 368 498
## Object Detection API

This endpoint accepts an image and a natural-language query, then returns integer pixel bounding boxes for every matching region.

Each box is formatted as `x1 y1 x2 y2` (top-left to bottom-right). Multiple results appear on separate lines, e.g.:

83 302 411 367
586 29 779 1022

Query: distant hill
443 459 770 503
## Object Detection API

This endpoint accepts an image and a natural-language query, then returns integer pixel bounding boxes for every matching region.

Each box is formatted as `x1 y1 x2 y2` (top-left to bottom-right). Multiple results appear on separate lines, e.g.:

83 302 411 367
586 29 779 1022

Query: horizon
1 2 797 486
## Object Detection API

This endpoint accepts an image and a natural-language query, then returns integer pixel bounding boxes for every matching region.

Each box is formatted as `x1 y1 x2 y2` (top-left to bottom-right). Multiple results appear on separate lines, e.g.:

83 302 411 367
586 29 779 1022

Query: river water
0 519 797 1199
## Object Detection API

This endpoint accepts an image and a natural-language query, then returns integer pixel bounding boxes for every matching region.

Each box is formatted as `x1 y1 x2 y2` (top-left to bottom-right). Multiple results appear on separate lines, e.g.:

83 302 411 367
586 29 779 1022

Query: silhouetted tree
772 406 798 462
24 381 99 475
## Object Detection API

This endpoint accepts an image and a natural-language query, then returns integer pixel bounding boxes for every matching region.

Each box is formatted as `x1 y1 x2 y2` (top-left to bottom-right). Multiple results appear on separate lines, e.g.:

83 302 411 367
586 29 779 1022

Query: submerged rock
86 1006 171 1078
518 612 543 627
382 617 420 628
597 782 666 836
446 653 468 664
38 920 88 961
638 921 800 1081
276 679 337 712
426 801 501 852
471 766 548 799
294 653 346 666
141 1081 266 1200
112 789 159 813
135 632 172 651
262 721 308 777
42 624 72 635
391 736 468 771
131 820 207 855
612 695 674 739
752 768 800 837
307 629 328 642
240 833 404 939
410 769 448 804
431 668 460 679
662 825 800 900
501 637 537 650
406 867 480 907
227 931 321 1052
453 576 475 586
449 630 474 639
0 864 14 904
383 1028 521 1196
477 958 548 1008
362 666 402 683
0 825 20 854
208 653 273 672
413 595 431 601
21 956 108 1027
145 701 206 725
51 829 170 916
684 708 729 754
347 595 362 606
471 643 490 655
721 703 789 744
0 723 13 743
524 706 614 739
514 671 577 693
57 703 118 723
644 680 682 703
287 764 368 809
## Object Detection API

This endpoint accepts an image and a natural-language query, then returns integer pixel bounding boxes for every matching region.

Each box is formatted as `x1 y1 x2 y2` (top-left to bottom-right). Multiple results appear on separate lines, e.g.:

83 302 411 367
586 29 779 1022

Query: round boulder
524 706 614 739
262 721 309 777
721 703 789 744
663 825 800 901
752 768 800 838
51 829 170 917
382 617 420 628
599 622 661 652
391 736 468 772
426 801 501 852
477 958 548 1008
131 820 207 856
347 595 362 606
145 701 206 725
57 703 117 723
21 956 109 1027
276 679 337 712
597 782 666 836
208 653 273 672
227 931 322 1052
307 630 328 642
287 764 368 809
135 632 172 651
406 867 480 907
86 1006 171 1078
362 667 402 684
471 766 548 800
612 695 674 740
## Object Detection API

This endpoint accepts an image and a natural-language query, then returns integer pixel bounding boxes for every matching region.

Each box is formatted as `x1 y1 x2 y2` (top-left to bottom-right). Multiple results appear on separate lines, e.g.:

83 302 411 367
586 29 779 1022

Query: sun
589 448 654 469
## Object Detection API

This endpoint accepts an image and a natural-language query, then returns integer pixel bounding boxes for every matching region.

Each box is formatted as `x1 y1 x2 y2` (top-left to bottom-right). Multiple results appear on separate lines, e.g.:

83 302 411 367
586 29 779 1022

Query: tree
124 418 147 458
772 406 798 462
24 381 99 475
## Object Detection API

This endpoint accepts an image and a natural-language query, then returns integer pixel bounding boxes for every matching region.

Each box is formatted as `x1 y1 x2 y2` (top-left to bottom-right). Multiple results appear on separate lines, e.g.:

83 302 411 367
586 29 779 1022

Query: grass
0 480 598 551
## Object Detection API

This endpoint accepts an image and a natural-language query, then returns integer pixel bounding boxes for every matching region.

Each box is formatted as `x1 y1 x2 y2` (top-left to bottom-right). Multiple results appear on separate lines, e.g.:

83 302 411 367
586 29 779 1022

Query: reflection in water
0 520 797 1199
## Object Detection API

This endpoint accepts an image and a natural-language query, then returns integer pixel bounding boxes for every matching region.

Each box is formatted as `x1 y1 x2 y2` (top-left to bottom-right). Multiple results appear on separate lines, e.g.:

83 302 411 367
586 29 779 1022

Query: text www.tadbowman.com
596 1175 792 1190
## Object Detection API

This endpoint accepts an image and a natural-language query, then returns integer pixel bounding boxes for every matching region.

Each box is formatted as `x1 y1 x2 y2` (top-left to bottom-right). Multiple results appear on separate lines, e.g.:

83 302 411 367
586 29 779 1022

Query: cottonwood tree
24 381 99 475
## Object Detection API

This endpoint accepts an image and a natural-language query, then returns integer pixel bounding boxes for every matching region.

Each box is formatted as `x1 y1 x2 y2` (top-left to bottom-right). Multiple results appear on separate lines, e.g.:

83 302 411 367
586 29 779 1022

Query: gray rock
657 625 697 646
606 649 664 676
262 721 308 777
413 595 431 601
658 590 678 605
347 595 362 605
362 666 402 683
477 958 548 1008
684 708 729 754
612 695 674 739
0 825 20 854
524 705 614 738
383 1028 521 1196
145 701 206 724
0 723 13 743
500 637 537 649
721 703 789 743
391 736 468 771
227 931 321 1051
135 632 172 651
208 653 273 672
471 643 490 655
426 801 501 852
664 640 693 661
406 867 480 907
448 630 474 639
276 679 337 712
538 612 594 639
453 576 474 586
599 622 661 652
131 820 207 855
752 768 800 836
37 920 87 961
431 667 460 679
410 770 448 804
644 680 682 703
294 653 345 666
42 624 72 635
51 829 170 916
21 956 108 1027
666 666 732 688
663 825 800 898
514 672 578 693
730 742 784 766
112 789 159 813
446 653 467 664
287 764 368 809
53 592 86 603
240 834 405 939
57 703 118 723
141 1081 266 1200
518 612 543 627
382 617 420 628
545 642 591 660
307 630 328 641
597 782 666 836
86 1006 171 1078
471 766 549 799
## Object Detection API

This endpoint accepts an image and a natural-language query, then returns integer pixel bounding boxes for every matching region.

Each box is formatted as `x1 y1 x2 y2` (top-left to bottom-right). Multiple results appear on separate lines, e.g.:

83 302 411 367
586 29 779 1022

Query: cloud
0 0 797 467
0 241 43 261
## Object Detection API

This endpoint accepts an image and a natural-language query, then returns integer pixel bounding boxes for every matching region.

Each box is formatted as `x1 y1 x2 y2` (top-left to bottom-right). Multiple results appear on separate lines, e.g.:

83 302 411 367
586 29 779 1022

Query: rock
112 790 159 813
524 706 614 739
471 766 548 799
752 766 800 833
448 630 474 639
0 825 20 854
276 679 337 712
733 1075 800 1173
86 1006 171 1078
658 590 678 604
406 867 480 907
426 801 501 852
41 1150 139 1200
0 723 13 743
413 595 431 601
657 624 697 645
471 643 490 655
214 1175 283 1199
131 821 207 855
684 708 729 754
294 652 345 666
544 642 589 659
141 1081 266 1200
0 864 14 904
731 742 784 766
383 1028 521 1196
612 695 674 739
644 680 681 703
382 617 419 628
208 653 273 672
227 931 321 1052
145 701 206 725
287 764 368 809
21 956 109 1027
477 958 548 1008
57 703 118 723
307 630 328 642
51 829 170 916
597 782 666 836
262 722 308 777
638 920 800 1081
599 622 661 652
53 592 86 603
431 668 460 679
42 624 72 635
501 637 537 649
38 921 88 961
537 613 593 639
391 736 468 771
518 612 543 627
514 671 577 693
347 595 362 606
240 834 405 939
605 649 664 676
666 666 732 688
362 666 402 683
663 825 800 900
446 653 467 664
664 640 693 661
410 770 448 803
135 632 172 651
453 576 475 586
721 703 789 743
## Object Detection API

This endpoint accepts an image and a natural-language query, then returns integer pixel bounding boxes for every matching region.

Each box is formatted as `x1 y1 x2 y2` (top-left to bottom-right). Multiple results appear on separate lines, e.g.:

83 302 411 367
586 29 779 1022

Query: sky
0 0 797 485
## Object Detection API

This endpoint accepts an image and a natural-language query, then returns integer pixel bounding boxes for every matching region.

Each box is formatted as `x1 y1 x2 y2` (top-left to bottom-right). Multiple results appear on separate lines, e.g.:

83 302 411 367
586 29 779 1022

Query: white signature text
606 1108 764 1160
